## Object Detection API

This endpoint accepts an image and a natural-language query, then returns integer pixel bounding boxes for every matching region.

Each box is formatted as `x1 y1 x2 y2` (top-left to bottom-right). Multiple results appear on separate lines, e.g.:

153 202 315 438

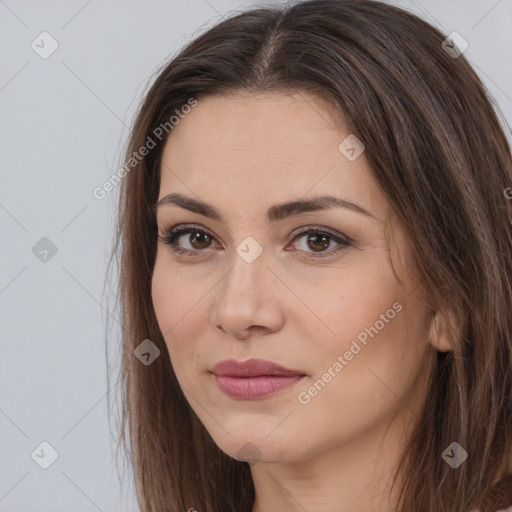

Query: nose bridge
222 236 268 303
212 235 283 336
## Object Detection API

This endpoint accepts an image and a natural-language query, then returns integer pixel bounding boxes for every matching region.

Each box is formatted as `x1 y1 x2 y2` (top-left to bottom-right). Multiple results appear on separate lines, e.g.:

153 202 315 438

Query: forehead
162 91 342 171
158 91 385 218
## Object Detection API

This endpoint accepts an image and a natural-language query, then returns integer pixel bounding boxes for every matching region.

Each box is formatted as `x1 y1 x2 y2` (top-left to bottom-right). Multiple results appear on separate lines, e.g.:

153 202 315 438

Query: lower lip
213 374 304 399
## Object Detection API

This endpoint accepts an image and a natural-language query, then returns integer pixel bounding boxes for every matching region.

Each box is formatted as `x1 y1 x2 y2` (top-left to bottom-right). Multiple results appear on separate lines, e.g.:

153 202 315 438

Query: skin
151 91 450 512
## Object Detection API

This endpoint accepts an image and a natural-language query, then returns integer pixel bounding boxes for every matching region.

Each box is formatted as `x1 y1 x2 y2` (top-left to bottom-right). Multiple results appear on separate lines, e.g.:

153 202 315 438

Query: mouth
210 358 306 399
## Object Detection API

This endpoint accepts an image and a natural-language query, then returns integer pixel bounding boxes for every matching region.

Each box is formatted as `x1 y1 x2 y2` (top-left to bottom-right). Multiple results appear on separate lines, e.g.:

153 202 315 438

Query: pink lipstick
211 358 305 399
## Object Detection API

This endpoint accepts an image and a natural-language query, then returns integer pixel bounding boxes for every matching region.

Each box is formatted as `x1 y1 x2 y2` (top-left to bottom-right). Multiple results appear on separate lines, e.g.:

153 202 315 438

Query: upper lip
211 358 305 377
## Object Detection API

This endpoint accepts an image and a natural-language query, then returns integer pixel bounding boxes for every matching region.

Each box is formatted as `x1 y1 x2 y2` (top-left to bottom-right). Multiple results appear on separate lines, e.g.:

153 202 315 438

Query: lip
211 358 306 399
211 358 304 377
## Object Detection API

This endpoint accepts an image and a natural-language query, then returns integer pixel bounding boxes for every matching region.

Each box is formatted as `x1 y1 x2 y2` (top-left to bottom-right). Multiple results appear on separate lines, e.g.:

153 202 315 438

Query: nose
210 243 285 339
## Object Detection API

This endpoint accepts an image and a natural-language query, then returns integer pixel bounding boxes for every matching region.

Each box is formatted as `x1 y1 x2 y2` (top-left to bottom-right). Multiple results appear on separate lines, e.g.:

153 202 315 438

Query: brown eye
305 233 331 252
158 223 219 255
188 231 212 250
289 227 352 258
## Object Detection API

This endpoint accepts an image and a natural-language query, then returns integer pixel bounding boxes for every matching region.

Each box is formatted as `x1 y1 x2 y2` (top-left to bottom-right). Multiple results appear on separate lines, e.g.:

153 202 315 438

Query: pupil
308 234 329 251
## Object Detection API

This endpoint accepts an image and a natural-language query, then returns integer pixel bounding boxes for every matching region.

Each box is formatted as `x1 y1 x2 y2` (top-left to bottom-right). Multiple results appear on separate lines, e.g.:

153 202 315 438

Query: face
151 91 435 464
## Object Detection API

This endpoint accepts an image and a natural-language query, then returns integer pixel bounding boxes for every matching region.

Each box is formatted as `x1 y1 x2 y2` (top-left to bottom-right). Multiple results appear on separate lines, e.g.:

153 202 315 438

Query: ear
428 309 457 352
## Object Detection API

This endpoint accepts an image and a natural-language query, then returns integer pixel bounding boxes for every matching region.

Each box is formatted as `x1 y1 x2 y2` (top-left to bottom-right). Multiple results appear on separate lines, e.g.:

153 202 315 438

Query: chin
209 428 307 464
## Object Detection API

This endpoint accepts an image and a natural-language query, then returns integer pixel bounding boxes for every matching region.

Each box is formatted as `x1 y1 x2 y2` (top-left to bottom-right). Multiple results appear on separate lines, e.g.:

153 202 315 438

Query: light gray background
1 1 511 511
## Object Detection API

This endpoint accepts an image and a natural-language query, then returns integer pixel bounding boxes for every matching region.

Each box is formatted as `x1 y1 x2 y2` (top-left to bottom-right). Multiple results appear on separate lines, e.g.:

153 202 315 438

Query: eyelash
157 223 352 259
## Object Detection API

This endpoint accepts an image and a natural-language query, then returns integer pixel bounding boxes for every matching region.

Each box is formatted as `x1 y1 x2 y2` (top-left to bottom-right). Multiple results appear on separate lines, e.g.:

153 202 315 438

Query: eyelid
157 223 221 250
158 222 352 257
289 225 354 245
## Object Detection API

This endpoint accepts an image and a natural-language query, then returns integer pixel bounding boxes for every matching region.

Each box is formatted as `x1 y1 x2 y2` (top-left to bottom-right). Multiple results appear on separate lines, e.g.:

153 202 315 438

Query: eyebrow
153 192 375 222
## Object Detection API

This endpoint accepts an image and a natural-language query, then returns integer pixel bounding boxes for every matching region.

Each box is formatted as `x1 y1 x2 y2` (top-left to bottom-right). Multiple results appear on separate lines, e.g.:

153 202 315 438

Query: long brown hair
106 1 512 510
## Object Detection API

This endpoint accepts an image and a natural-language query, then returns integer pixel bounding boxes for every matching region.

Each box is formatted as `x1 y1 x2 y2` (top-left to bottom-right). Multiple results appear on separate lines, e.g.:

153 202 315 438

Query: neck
249 406 416 512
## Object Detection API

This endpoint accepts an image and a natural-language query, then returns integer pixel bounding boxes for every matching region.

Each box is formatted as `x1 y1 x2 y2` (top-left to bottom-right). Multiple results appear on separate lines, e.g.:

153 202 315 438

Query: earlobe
428 309 456 352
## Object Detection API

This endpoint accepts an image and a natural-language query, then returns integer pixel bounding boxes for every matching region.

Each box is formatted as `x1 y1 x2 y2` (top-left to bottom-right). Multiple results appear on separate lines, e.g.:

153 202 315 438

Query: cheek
293 294 431 446
151 258 179 334
151 257 204 367
302 257 400 351
300 255 430 388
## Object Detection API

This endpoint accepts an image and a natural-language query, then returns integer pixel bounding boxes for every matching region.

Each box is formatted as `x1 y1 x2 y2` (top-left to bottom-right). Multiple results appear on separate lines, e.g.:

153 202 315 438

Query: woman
108 1 512 510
